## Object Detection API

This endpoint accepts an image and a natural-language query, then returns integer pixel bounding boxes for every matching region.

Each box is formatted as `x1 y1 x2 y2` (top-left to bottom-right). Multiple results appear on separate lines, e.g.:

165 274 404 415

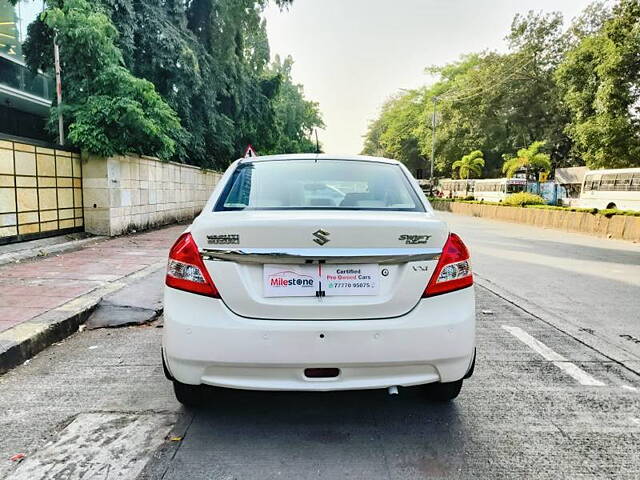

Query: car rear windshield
214 159 425 212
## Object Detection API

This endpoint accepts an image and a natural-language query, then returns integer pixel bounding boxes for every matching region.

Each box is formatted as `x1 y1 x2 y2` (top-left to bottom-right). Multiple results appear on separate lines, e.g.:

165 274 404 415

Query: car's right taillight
166 232 220 298
423 233 473 297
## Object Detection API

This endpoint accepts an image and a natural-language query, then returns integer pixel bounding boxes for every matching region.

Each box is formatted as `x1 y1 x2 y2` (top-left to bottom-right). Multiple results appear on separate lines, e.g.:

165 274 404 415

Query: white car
162 154 476 405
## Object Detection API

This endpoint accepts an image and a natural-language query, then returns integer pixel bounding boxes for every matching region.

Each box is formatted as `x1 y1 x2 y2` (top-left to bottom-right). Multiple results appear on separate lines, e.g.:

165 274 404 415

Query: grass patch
428 197 640 217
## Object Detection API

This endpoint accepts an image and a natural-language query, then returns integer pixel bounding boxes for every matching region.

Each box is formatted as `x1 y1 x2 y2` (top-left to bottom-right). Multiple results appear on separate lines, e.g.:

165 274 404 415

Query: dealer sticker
263 264 380 297
263 264 319 297
323 264 379 296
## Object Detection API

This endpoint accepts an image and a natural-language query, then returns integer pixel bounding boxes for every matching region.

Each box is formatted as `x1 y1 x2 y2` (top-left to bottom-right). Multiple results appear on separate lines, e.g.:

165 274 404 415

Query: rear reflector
304 368 340 378
423 233 473 297
166 233 220 298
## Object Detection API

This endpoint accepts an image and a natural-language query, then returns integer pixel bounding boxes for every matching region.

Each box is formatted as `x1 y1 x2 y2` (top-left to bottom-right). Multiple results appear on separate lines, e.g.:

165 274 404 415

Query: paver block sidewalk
0 225 185 334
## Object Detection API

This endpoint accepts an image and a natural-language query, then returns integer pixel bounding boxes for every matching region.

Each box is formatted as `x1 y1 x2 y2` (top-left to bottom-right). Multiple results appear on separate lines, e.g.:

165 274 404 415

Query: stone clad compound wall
0 139 83 244
83 154 222 236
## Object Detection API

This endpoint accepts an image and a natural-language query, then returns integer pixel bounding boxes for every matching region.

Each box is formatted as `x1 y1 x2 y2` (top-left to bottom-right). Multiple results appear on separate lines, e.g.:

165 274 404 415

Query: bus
439 179 473 199
473 178 527 202
578 168 640 211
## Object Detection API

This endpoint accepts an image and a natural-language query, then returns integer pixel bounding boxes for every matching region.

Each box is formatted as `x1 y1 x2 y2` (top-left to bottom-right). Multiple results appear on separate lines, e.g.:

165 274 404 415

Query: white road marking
11 413 174 480
502 325 605 387
622 385 638 392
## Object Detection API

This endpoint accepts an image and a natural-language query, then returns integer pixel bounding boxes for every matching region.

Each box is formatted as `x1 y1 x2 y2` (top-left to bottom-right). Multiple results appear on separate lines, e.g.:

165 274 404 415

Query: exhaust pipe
387 386 399 395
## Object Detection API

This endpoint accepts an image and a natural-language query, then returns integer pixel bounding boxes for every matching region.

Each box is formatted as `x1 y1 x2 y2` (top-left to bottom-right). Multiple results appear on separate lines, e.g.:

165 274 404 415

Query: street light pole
430 96 438 193
53 35 64 146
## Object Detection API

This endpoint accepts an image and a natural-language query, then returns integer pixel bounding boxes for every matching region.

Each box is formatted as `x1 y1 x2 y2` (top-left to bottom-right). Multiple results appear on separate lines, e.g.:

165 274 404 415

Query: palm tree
452 150 485 180
502 141 551 181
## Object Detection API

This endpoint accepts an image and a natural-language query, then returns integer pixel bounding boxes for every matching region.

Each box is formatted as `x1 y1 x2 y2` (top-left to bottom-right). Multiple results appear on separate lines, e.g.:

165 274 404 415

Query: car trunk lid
190 210 448 320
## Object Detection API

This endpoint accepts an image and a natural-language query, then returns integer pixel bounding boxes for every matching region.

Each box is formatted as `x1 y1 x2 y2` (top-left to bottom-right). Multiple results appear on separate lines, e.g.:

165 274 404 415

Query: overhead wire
431 56 534 105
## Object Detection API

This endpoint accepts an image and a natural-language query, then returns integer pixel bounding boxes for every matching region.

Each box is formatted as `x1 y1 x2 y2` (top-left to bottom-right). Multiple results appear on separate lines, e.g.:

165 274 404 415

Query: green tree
265 55 324 154
452 150 485 179
502 141 551 180
21 0 322 168
28 0 185 159
361 114 388 158
362 9 580 177
361 89 426 174
567 1 612 40
427 12 573 175
556 0 640 168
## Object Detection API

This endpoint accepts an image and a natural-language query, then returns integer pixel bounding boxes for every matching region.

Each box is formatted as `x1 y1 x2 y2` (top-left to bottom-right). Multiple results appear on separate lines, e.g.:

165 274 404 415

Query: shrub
599 208 640 218
527 204 599 214
430 195 640 217
503 192 546 207
428 197 454 203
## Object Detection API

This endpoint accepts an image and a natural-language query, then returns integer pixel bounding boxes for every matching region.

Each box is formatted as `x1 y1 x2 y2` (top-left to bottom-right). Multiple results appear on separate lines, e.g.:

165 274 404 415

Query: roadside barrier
430 200 640 242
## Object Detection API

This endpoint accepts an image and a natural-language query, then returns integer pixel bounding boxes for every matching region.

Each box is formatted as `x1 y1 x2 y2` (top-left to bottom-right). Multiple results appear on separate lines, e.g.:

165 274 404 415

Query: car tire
464 348 476 379
173 381 206 407
161 349 174 381
425 379 463 402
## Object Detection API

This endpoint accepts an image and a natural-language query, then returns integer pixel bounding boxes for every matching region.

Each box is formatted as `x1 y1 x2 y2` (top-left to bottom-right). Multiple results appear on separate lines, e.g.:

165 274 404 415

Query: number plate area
263 264 379 297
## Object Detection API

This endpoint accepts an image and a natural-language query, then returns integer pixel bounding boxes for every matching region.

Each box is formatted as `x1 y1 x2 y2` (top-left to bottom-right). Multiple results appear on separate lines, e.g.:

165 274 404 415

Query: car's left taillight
166 233 220 298
423 232 473 297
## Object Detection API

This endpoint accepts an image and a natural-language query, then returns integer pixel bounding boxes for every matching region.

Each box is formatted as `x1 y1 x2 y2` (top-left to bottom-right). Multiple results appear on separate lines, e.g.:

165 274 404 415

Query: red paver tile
0 321 22 333
0 295 71 309
0 284 96 298
0 224 183 334
0 307 48 325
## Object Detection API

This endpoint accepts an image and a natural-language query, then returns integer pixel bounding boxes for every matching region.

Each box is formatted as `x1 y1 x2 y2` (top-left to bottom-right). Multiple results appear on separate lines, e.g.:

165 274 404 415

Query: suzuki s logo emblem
313 229 330 246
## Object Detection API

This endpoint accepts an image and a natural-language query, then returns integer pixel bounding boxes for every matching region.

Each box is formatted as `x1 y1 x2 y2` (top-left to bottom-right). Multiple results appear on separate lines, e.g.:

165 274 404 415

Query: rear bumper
162 286 475 391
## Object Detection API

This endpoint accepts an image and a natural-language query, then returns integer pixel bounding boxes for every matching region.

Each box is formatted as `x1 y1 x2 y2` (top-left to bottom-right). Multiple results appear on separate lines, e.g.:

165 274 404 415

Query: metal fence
0 137 83 245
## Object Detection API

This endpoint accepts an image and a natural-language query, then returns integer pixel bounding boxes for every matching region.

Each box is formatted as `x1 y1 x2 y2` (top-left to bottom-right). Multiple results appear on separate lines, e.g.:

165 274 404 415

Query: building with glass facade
0 0 52 141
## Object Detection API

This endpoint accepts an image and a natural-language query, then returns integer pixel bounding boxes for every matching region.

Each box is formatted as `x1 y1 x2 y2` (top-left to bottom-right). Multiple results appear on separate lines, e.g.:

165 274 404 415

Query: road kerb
0 261 165 375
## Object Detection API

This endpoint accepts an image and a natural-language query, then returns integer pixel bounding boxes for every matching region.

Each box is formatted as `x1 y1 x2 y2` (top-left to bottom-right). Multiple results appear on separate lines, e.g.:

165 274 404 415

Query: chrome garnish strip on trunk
200 247 441 264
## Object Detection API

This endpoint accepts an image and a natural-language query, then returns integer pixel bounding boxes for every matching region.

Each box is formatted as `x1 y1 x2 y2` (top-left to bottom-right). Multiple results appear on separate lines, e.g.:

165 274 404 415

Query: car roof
238 153 401 165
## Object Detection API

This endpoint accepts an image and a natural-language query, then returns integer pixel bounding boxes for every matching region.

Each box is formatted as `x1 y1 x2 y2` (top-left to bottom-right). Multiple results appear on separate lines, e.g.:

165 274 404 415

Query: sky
264 0 596 154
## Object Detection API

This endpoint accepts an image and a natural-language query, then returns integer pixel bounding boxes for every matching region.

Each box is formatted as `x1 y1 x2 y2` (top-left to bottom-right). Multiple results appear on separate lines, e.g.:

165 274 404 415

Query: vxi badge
399 234 431 245
313 229 330 246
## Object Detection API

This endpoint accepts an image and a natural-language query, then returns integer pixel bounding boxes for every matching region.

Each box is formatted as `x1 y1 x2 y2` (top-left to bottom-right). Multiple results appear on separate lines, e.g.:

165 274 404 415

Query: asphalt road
1 215 639 479
439 211 640 373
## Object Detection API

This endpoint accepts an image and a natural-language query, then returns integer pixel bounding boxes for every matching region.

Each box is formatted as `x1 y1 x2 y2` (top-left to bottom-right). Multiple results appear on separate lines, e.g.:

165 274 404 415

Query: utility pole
430 96 438 194
53 36 64 146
